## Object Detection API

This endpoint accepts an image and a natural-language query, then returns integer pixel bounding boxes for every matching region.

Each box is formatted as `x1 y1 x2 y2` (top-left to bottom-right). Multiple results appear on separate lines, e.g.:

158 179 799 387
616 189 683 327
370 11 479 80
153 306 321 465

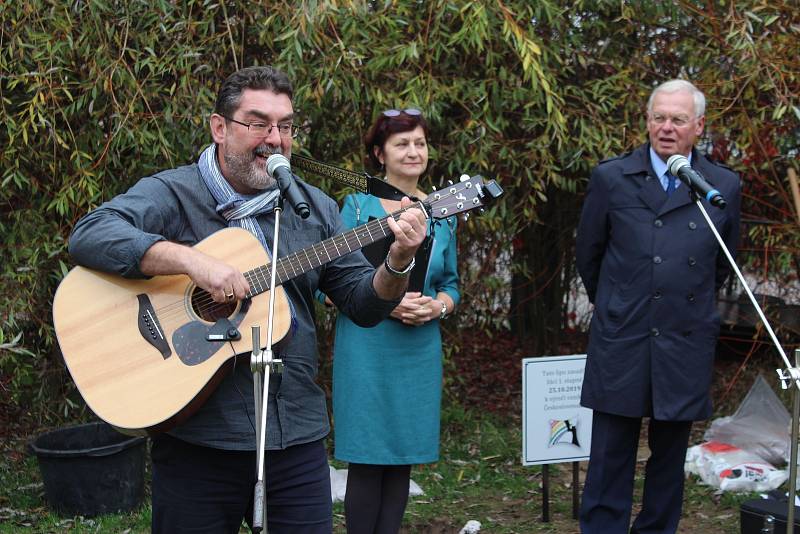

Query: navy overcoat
576 143 741 421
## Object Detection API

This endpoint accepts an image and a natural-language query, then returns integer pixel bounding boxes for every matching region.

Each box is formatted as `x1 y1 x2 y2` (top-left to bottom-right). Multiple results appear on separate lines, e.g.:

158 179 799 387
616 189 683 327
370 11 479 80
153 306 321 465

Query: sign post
522 354 593 521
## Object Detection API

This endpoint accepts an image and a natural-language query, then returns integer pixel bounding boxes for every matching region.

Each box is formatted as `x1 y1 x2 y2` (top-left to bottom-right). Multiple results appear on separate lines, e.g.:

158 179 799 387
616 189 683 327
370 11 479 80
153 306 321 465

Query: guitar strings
154 213 396 321
149 189 468 324
150 211 401 321
152 193 464 322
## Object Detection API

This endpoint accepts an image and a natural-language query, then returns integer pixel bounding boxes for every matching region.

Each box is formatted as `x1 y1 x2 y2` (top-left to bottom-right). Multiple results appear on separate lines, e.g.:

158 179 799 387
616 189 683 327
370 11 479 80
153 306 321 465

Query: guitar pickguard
172 299 252 365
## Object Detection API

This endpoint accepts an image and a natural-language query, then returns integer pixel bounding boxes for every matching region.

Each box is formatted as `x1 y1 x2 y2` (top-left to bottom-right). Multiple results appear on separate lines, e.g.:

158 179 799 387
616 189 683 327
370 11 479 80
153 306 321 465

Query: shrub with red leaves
445 329 527 416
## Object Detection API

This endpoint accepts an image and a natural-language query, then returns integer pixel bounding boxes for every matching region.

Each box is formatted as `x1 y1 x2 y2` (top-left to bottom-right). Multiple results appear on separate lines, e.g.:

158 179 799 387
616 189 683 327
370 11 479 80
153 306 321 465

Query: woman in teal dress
332 108 460 533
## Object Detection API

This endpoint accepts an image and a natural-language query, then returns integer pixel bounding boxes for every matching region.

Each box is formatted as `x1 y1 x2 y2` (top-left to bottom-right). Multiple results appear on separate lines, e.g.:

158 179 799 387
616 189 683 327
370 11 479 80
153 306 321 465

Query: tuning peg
447 180 453 185
459 174 470 182
461 213 470 222
432 185 437 191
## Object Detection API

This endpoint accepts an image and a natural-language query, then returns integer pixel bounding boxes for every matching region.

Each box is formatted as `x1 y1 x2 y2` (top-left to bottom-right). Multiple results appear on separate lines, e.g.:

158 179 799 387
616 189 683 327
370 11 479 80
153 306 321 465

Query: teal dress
332 193 460 464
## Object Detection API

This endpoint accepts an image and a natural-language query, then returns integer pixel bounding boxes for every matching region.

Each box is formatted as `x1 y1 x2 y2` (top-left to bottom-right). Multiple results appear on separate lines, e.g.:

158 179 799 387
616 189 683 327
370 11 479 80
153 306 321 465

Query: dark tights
344 463 411 534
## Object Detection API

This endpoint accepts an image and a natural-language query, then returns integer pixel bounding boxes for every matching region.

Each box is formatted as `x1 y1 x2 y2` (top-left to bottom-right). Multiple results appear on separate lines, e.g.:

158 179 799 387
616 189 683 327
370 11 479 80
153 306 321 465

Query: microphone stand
249 197 286 533
689 188 800 528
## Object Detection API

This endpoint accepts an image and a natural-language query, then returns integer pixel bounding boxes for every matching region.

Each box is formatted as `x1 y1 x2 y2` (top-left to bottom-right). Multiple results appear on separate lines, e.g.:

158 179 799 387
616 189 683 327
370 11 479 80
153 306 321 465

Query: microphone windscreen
667 154 690 175
267 154 291 177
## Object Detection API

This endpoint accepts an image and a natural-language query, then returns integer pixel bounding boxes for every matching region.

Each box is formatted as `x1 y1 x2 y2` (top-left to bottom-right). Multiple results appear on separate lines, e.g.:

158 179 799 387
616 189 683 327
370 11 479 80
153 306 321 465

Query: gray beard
224 147 277 190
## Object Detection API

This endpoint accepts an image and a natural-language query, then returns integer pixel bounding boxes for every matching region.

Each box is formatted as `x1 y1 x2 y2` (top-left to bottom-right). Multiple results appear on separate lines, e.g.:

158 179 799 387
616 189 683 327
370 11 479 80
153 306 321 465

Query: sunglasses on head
381 108 422 118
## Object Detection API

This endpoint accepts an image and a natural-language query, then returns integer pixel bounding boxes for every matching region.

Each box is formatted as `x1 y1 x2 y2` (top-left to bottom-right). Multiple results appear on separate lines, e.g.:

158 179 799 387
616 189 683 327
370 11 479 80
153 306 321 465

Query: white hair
647 79 706 117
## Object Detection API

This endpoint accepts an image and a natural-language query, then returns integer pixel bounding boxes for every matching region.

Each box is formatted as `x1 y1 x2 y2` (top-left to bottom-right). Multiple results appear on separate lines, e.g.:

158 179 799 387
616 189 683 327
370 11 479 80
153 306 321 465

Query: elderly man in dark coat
576 79 741 534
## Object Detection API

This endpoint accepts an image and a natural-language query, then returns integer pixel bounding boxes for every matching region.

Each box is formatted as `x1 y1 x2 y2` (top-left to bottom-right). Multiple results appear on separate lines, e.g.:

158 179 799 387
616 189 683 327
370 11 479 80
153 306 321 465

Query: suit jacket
576 143 741 421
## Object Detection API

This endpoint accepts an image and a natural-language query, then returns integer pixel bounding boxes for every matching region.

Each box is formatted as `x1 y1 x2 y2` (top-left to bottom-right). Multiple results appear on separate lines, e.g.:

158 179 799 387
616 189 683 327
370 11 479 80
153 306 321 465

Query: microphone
267 154 311 219
667 154 726 209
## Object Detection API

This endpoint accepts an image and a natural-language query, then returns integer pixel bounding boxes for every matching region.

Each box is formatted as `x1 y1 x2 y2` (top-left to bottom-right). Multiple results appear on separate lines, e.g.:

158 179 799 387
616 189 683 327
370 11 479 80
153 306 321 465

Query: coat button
687 293 695 302
688 221 697 230
653 256 662 264
654 219 663 228
688 257 697 266
651 328 660 337
653 291 662 300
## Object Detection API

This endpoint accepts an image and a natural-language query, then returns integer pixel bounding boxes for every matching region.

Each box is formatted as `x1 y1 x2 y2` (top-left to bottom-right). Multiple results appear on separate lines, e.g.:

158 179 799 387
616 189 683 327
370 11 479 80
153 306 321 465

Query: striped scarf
198 144 279 251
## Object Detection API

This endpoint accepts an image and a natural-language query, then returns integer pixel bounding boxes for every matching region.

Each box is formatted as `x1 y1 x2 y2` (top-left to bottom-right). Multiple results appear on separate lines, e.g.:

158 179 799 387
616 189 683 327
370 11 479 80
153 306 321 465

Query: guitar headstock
423 175 504 220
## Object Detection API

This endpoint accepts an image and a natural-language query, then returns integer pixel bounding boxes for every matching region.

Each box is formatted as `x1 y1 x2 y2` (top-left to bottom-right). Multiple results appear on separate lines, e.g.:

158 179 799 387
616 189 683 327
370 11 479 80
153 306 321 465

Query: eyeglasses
649 113 694 127
223 116 298 138
381 108 422 118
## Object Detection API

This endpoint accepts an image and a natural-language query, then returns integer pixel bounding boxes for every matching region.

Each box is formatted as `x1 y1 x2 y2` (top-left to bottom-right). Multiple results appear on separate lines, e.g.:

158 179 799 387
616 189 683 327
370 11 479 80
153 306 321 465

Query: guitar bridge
137 294 171 359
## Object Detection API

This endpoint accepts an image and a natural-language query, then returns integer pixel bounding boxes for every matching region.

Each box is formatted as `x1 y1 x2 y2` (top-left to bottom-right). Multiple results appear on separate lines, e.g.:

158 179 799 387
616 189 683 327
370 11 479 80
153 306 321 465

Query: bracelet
439 300 448 320
384 251 415 277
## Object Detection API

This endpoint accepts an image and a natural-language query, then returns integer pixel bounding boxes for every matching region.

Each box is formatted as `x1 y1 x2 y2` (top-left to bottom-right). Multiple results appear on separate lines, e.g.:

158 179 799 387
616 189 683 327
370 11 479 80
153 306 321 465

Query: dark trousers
151 434 332 534
580 411 693 534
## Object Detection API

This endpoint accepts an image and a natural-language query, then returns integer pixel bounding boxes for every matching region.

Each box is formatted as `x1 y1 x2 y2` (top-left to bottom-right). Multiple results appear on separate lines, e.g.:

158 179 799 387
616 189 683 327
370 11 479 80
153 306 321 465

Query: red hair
364 111 429 171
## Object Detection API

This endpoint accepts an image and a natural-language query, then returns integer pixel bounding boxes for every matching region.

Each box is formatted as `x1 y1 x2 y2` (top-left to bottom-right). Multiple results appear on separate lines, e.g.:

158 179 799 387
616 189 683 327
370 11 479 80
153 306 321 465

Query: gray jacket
69 162 399 449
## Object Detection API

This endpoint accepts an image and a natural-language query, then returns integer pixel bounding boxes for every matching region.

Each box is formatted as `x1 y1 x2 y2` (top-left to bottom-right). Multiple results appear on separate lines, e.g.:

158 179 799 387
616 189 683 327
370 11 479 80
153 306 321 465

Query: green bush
2 0 798 420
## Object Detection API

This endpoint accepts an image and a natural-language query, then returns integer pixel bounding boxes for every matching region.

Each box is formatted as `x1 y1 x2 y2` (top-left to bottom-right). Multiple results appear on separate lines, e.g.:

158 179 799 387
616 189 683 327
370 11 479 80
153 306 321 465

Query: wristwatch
439 300 448 320
384 251 415 278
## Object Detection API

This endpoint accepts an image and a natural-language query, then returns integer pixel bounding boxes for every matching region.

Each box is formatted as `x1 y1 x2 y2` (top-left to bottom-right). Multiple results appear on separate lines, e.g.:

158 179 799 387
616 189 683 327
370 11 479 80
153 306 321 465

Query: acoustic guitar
52 175 502 435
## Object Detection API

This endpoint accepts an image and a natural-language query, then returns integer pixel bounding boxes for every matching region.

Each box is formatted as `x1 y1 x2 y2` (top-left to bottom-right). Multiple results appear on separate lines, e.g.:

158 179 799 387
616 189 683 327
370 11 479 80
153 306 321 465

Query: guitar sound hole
190 287 237 322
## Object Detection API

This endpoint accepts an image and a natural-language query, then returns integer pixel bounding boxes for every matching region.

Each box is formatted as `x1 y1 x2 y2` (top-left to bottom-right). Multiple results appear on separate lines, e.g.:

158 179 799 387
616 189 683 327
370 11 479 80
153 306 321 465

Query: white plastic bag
685 441 787 492
703 374 790 465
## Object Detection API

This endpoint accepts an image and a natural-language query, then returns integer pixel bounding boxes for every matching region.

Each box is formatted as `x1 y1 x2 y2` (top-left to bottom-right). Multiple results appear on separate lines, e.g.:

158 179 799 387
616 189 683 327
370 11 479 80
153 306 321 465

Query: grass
0 452 151 533
396 403 544 532
2 345 792 533
0 400 767 534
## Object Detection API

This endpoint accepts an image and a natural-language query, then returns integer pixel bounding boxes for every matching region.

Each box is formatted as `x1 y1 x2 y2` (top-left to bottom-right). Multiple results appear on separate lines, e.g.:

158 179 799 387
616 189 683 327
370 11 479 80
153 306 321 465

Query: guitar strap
290 154 419 202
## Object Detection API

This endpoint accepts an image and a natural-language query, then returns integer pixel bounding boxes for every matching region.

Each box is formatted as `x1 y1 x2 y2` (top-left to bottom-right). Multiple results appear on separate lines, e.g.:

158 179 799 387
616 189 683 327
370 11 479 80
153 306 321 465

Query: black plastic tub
29 422 147 517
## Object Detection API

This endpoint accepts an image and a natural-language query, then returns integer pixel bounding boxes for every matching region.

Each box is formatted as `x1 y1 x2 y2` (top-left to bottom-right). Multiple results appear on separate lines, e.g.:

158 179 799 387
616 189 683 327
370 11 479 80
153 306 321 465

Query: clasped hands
391 292 444 326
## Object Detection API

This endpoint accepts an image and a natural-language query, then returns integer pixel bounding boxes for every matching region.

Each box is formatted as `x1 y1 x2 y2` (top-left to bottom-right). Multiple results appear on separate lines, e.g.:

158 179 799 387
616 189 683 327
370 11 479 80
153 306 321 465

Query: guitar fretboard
242 201 426 296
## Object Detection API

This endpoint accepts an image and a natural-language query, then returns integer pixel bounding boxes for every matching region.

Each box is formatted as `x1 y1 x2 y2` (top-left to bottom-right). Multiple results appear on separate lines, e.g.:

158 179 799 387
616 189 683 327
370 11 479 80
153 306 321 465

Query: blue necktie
665 172 676 196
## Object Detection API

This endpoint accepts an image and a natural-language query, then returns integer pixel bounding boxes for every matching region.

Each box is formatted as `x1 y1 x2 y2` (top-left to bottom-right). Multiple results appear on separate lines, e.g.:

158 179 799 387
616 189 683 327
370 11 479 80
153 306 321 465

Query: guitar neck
243 201 427 296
